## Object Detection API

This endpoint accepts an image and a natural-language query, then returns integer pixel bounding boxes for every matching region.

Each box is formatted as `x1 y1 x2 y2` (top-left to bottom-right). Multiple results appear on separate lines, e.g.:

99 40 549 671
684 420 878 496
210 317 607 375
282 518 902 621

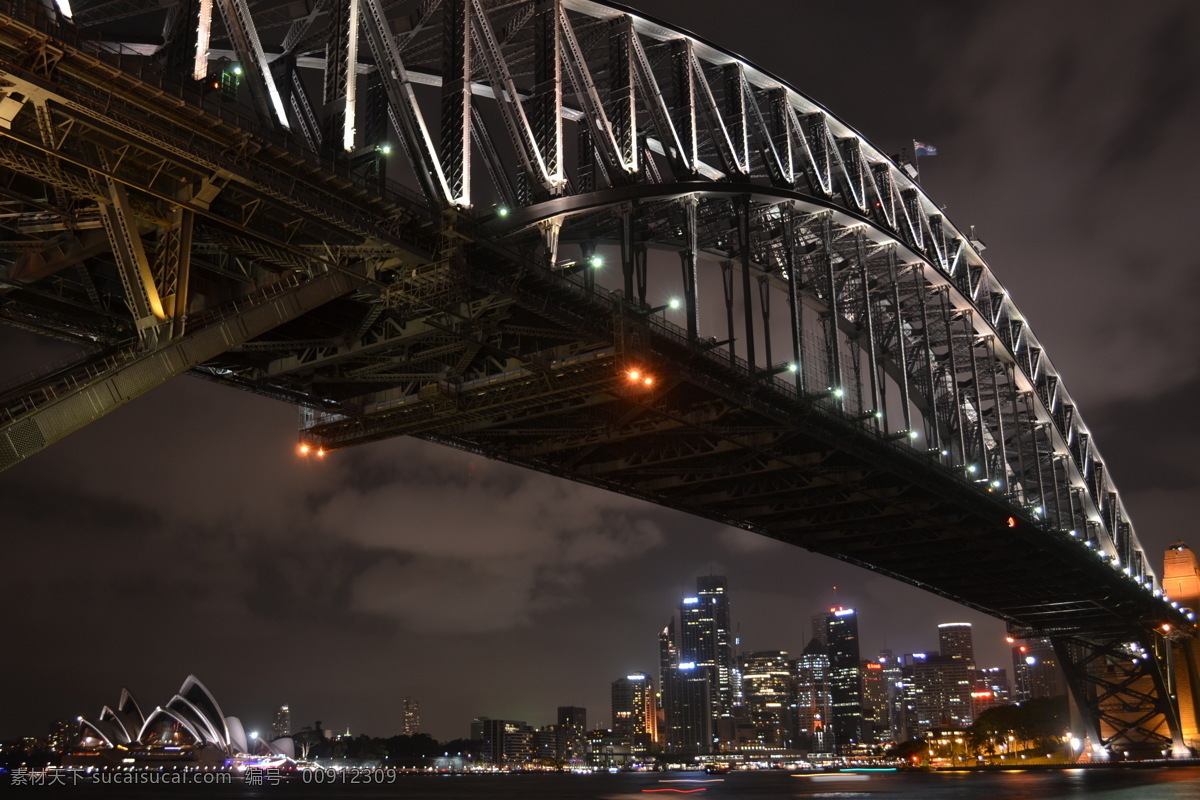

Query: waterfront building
471 717 533 765
67 676 293 769
556 706 587 763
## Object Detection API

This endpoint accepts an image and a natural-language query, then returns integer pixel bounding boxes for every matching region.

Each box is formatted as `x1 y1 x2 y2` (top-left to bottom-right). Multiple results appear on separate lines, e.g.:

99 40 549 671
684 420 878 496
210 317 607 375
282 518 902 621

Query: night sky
3 0 1199 743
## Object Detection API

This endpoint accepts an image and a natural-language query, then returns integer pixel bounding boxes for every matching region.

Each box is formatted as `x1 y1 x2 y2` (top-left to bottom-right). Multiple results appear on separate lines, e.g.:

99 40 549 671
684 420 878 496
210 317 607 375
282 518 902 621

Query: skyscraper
740 651 796 748
795 638 834 754
612 673 658 750
401 697 420 735
662 663 712 755
661 575 736 752
826 608 863 753
272 705 291 740
937 623 975 666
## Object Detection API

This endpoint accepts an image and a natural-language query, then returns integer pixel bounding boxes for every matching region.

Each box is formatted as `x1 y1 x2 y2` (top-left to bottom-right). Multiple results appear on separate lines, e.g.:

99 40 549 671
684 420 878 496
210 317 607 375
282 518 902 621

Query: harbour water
8 767 1200 798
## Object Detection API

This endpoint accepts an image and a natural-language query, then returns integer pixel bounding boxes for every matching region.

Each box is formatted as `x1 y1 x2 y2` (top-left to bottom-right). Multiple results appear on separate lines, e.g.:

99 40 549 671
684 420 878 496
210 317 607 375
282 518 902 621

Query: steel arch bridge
0 0 1197 756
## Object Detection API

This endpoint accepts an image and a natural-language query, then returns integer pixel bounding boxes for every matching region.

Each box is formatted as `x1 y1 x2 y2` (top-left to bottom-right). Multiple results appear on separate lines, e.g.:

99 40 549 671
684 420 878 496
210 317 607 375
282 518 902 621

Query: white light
668 297 682 311
343 0 359 149
967 465 978 474
53 0 73 17
788 363 799 373
682 596 699 605
194 0 214 80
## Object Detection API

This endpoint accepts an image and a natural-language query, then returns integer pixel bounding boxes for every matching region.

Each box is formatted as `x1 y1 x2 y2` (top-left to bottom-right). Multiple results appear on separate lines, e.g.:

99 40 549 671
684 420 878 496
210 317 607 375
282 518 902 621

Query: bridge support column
1053 634 1185 759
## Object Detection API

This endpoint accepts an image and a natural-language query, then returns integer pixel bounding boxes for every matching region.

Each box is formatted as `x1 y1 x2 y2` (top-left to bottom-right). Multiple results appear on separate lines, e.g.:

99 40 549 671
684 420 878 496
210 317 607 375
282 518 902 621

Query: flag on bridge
913 141 939 158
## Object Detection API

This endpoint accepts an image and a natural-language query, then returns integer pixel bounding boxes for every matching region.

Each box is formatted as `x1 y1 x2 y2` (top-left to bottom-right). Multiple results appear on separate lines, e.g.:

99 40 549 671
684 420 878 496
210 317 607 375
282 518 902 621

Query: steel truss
1 0 1194 754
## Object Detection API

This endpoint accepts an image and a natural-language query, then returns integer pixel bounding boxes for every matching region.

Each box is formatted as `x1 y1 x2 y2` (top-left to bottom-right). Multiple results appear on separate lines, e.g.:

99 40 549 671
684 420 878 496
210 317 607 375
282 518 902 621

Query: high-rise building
795 638 834 754
556 706 587 763
660 576 736 752
740 651 795 749
471 717 533 765
1010 638 1065 701
973 667 1010 717
937 623 975 666
272 705 291 740
910 653 974 730
825 608 863 753
860 660 890 744
662 663 712 755
612 673 658 750
678 577 735 722
877 651 905 743
402 697 420 735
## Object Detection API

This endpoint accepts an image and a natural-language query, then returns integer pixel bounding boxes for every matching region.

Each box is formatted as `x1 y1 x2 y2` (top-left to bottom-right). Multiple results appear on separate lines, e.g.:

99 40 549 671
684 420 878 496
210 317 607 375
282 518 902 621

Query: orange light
316 448 326 458
643 377 654 386
298 443 310 455
628 369 641 381
1006 516 1018 528
1005 636 1015 644
1163 624 1172 632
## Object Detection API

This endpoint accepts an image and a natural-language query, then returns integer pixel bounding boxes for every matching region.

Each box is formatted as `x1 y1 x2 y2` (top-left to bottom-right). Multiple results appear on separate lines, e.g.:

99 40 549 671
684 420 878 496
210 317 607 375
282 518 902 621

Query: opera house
67 675 293 769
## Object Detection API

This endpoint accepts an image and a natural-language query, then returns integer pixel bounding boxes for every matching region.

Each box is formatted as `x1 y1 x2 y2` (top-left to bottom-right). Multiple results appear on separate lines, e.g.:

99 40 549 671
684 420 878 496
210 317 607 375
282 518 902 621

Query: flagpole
911 139 920 183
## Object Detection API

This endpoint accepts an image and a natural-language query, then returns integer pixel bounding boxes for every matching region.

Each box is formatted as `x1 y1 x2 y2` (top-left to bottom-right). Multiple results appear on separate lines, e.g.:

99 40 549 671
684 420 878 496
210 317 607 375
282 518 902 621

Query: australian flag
913 141 939 158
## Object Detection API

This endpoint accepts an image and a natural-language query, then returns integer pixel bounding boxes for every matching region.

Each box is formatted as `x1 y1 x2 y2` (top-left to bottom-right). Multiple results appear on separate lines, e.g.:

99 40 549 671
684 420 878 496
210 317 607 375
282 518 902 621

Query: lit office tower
677 576 735 721
911 653 975 730
272 705 291 740
938 623 976 666
662 663 713 755
795 638 834 754
402 697 420 735
860 660 890 744
612 673 658 749
741 651 796 748
825 608 863 753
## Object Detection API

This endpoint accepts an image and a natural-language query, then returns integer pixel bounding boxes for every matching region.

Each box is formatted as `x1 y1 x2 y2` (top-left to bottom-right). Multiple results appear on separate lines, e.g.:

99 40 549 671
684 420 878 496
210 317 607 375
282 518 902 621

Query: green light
787 363 799 373
376 143 392 154
497 206 509 217
232 65 243 76
589 254 603 268
831 387 844 399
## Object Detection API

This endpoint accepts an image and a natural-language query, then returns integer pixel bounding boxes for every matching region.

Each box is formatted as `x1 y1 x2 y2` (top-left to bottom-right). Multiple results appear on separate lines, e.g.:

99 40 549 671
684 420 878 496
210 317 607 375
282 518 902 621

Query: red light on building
866 663 883 670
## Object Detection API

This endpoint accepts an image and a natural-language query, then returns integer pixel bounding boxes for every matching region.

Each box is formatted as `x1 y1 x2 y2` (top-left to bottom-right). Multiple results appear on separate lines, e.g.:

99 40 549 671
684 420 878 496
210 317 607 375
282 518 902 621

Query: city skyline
2 0 1198 747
